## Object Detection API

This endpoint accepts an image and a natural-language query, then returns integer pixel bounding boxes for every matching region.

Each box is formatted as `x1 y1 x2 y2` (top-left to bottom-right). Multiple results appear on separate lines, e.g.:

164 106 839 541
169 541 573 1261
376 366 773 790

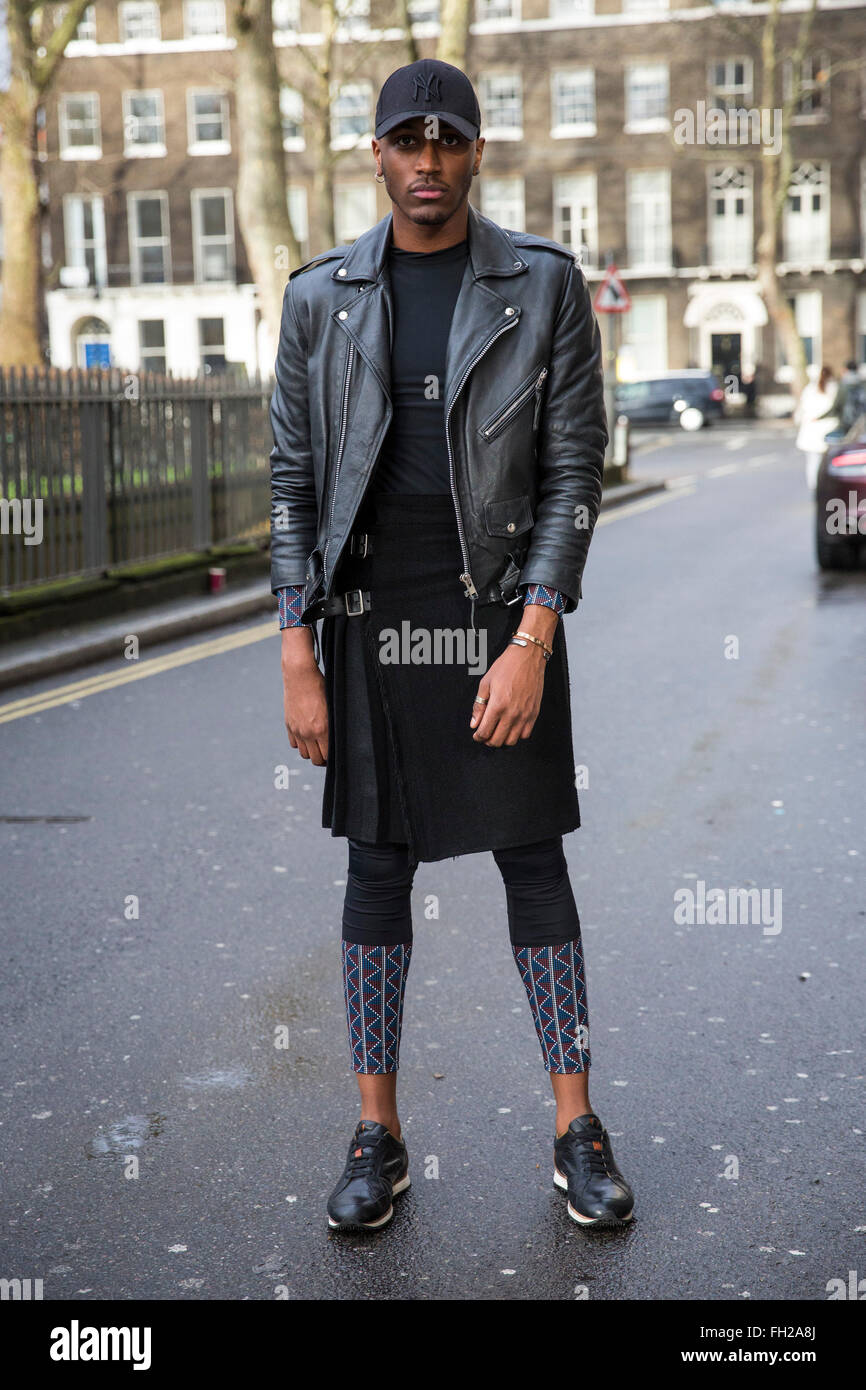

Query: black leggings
341 836 581 949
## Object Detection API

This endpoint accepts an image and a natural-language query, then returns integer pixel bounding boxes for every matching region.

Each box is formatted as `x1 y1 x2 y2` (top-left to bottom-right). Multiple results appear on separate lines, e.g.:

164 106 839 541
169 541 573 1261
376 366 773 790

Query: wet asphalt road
1 421 864 1302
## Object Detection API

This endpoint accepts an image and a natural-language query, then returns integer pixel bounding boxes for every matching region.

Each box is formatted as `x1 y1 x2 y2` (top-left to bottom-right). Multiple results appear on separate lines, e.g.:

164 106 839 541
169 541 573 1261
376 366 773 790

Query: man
269 58 634 1233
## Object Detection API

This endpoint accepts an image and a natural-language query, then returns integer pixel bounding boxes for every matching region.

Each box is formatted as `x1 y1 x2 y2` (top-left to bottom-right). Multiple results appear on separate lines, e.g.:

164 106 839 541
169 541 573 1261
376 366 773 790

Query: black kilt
320 492 581 863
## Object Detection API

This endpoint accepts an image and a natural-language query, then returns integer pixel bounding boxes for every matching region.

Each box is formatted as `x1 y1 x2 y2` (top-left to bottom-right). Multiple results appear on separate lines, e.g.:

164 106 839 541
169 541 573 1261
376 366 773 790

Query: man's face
373 117 483 226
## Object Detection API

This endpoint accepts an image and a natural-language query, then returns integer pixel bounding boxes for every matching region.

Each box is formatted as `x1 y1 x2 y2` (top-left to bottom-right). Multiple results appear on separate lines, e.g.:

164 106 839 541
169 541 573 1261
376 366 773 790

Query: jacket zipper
482 366 548 440
323 340 356 589
445 315 521 631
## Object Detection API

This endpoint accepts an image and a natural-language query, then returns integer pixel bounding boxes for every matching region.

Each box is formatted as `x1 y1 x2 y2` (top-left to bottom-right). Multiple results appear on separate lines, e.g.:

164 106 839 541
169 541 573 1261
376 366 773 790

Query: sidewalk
0 477 666 692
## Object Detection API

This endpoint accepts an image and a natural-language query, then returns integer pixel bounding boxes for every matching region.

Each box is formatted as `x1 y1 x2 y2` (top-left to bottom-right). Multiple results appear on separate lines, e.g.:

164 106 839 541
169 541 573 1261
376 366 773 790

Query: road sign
594 265 631 314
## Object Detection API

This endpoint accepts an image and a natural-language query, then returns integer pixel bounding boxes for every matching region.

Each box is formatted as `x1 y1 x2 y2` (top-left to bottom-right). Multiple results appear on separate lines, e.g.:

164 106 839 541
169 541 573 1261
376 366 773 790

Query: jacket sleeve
518 257 608 612
269 276 319 595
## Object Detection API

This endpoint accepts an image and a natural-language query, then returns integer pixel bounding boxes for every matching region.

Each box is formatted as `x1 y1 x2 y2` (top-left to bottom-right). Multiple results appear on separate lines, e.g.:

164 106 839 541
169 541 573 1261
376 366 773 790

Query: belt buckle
350 532 369 558
344 588 366 616
501 586 523 606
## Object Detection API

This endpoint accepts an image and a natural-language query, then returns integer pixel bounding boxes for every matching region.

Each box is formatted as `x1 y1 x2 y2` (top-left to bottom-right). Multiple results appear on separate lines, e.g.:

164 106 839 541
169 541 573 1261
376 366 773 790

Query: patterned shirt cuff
522 583 567 617
277 585 307 628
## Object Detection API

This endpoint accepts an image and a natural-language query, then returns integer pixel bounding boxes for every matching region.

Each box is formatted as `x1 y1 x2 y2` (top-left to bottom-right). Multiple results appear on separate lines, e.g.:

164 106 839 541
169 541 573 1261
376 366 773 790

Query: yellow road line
597 485 696 525
0 620 276 725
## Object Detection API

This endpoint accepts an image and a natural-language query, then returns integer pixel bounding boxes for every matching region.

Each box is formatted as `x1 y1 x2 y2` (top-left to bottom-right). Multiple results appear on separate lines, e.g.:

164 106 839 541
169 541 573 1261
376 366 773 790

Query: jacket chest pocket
477 363 549 443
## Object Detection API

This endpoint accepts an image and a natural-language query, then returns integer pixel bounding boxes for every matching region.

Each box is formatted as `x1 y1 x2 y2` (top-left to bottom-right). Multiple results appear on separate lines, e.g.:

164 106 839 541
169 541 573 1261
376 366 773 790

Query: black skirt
320 492 581 863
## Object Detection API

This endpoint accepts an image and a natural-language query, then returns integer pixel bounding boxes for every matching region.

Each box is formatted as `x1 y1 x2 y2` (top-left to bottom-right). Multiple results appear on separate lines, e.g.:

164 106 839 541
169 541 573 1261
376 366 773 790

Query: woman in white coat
795 366 838 490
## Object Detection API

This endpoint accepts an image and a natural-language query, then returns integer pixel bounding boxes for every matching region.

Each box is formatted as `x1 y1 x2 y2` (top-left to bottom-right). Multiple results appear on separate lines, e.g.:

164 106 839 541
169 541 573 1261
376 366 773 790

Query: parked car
815 419 866 571
614 371 726 431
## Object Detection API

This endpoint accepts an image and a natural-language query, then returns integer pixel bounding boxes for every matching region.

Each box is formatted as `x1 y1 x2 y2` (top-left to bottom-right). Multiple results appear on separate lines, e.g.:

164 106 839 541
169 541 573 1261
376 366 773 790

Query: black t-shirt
370 236 469 495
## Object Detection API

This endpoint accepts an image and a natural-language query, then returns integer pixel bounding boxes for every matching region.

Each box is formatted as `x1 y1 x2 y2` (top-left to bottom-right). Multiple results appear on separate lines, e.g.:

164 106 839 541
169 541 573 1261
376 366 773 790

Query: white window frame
63 194 108 288
75 5 97 41
707 165 753 269
478 72 523 140
707 57 754 111
784 51 830 123
783 161 830 263
138 319 167 372
183 1 227 37
551 68 596 138
119 2 162 41
187 89 231 156
626 168 671 270
334 183 376 244
550 0 594 17
475 0 520 20
191 188 235 284
272 0 301 29
624 62 669 134
330 81 373 150
127 191 172 286
122 90 166 158
619 295 668 378
59 92 101 160
553 172 598 268
622 0 669 11
479 175 526 232
280 87 306 152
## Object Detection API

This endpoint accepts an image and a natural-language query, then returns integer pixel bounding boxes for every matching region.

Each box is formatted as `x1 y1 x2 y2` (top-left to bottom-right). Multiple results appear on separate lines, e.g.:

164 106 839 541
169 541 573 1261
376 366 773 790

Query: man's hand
281 628 328 766
470 604 557 747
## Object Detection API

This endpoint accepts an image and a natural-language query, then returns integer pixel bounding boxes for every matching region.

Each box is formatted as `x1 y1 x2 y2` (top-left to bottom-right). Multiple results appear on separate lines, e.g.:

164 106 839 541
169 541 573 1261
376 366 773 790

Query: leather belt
305 587 372 620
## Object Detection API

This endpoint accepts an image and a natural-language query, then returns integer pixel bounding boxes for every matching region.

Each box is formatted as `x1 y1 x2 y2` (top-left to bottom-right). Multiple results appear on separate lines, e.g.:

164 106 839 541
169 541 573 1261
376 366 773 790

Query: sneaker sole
553 1166 634 1227
327 1172 411 1231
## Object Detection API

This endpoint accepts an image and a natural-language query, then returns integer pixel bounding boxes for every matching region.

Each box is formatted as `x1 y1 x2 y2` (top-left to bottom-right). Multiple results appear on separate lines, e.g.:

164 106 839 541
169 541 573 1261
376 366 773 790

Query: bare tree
0 0 92 366
229 0 302 354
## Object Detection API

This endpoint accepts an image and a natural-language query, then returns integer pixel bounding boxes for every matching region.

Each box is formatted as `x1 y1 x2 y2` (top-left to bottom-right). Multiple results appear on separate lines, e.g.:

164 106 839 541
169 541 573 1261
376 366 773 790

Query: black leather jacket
269 200 608 623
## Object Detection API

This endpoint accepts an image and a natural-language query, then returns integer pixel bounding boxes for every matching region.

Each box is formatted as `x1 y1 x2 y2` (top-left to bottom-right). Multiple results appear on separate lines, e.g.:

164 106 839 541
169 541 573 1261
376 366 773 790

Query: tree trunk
0 86 42 367
231 0 301 361
437 0 471 68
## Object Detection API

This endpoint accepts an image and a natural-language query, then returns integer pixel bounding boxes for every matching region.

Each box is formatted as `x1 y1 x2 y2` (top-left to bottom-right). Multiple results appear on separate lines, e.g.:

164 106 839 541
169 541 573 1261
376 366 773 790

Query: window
622 0 668 10
478 73 523 138
553 173 597 267
480 175 525 232
338 0 370 33
550 0 594 16
330 82 373 148
783 162 829 262
476 0 519 18
334 183 376 243
188 90 230 154
119 2 161 40
288 185 309 261
272 0 301 28
128 192 171 284
199 318 227 374
191 190 235 282
280 87 305 150
407 0 440 21
782 292 822 368
784 53 829 121
63 195 107 287
75 5 97 40
551 68 596 137
139 320 166 373
708 166 753 268
708 58 753 112
184 1 226 37
123 91 166 157
59 93 101 159
626 168 671 269
624 63 669 132
620 296 668 377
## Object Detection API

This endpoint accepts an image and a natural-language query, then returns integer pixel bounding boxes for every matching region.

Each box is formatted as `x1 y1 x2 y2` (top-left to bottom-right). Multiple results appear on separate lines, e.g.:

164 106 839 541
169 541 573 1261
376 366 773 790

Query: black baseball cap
374 58 481 142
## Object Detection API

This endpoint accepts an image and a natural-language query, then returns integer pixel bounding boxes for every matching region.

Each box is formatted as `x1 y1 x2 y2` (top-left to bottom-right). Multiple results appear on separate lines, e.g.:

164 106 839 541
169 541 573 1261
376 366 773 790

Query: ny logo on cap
412 72 442 105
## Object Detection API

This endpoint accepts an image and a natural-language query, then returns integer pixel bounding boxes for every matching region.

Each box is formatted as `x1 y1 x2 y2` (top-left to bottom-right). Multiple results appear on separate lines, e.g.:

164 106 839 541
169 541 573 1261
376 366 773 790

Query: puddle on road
87 1113 166 1157
179 1065 253 1091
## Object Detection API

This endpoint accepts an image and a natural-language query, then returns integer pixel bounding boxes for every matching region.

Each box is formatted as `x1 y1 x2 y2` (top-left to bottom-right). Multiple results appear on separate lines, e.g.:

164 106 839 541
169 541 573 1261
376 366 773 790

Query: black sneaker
553 1113 634 1228
326 1120 410 1231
